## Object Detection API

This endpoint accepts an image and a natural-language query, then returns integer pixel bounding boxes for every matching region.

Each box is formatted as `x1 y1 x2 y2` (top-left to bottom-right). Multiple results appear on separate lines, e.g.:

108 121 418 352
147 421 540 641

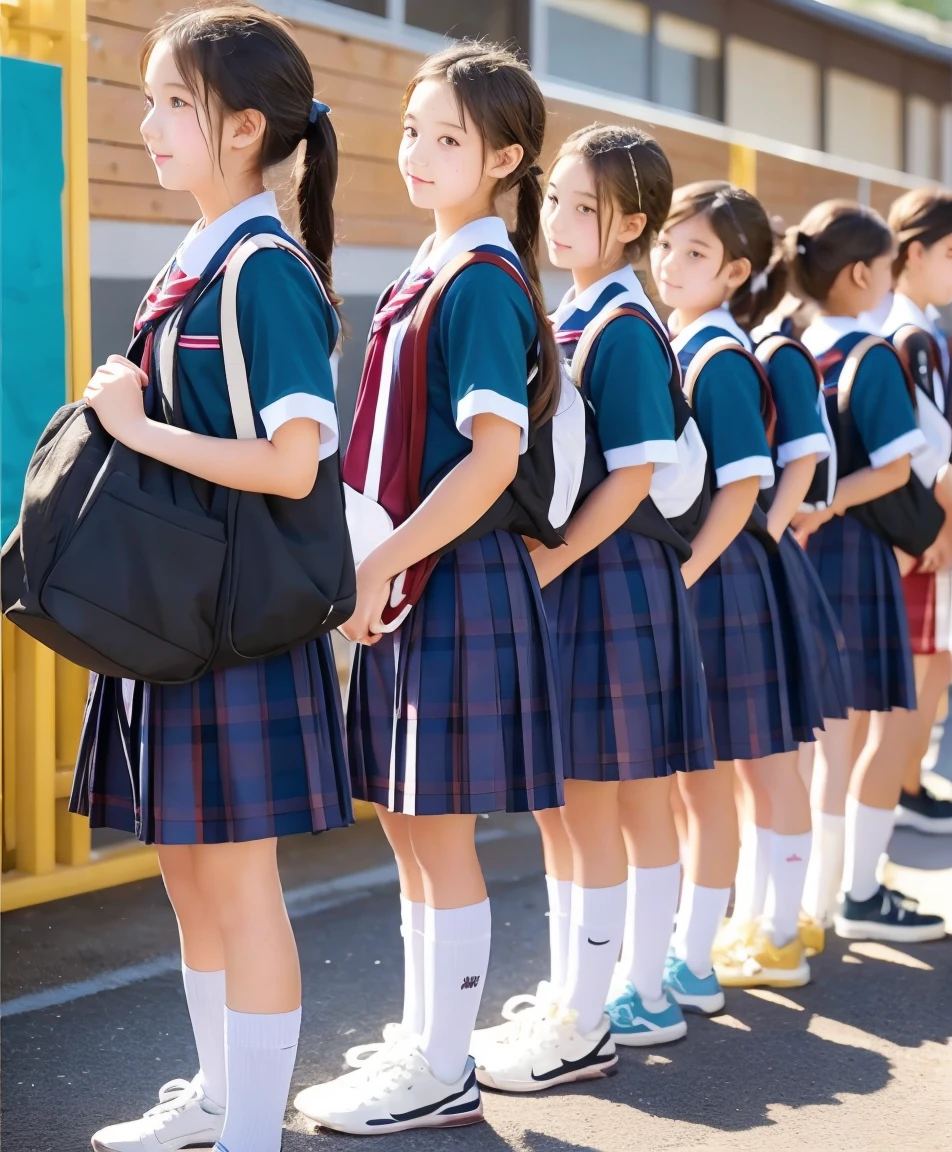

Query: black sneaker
894 786 952 834
834 885 946 943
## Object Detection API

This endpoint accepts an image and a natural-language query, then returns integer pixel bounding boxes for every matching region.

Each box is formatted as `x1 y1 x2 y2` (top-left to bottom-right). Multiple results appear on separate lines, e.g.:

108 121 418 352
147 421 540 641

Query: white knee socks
217 1006 301 1152
673 882 730 979
563 882 627 1034
619 864 681 1008
762 831 812 946
842 796 895 902
545 875 572 993
399 896 425 1035
731 824 772 926
420 900 491 1084
802 812 845 925
182 965 227 1109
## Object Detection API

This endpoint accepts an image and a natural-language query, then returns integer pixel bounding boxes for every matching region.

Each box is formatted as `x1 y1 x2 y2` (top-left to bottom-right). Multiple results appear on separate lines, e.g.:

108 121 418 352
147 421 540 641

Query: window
654 12 720 120
324 0 388 16
543 0 650 101
826 70 902 171
725 38 819 150
406 0 526 45
907 95 938 179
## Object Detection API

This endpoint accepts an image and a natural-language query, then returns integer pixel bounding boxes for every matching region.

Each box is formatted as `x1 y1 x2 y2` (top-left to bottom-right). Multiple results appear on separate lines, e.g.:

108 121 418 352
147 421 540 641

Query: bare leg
533 806 574 993
678 761 739 889
900 652 952 796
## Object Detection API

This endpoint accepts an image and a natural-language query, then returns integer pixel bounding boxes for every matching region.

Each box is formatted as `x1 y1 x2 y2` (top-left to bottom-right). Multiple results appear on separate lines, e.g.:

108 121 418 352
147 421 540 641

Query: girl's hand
790 504 834 549
894 548 918 578
916 523 952 574
83 356 148 443
339 554 393 645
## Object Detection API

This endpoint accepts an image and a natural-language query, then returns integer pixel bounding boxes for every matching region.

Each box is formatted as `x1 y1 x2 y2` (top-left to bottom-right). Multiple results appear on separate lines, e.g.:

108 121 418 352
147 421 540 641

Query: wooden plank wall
88 0 911 245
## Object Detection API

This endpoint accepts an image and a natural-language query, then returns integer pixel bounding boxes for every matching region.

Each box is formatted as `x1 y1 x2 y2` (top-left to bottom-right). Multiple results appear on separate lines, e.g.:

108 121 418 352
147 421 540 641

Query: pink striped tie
555 328 584 346
370 268 435 335
135 265 201 333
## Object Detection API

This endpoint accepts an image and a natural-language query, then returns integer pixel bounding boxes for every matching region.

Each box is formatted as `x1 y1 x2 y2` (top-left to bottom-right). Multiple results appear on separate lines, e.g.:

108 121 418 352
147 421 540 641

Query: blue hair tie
309 99 331 123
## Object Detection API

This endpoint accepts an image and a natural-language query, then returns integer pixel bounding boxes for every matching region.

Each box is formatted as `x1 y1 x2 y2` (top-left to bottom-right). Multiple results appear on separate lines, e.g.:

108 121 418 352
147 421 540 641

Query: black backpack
569 304 711 563
818 333 944 557
1 232 356 682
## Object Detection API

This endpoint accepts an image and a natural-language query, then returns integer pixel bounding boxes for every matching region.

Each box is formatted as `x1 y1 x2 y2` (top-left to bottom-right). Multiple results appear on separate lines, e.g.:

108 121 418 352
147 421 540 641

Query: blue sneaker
664 955 726 1015
605 983 687 1047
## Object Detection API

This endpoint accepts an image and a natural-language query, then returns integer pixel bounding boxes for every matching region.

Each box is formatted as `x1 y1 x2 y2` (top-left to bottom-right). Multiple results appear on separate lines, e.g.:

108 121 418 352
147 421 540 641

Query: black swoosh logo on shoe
366 1067 478 1125
530 1031 615 1082
587 938 610 946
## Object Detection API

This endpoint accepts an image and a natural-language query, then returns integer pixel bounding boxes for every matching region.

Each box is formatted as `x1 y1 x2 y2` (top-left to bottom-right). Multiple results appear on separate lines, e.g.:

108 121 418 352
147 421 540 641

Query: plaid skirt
691 531 797 761
902 569 952 655
805 515 915 712
768 530 852 737
69 638 354 845
542 530 712 781
347 530 564 815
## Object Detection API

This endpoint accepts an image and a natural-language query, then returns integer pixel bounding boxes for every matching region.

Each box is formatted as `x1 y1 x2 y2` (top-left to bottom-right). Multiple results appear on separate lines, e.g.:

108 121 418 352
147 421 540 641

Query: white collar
550 264 661 329
175 191 283 277
884 293 940 339
671 305 750 354
409 216 515 278
801 313 875 357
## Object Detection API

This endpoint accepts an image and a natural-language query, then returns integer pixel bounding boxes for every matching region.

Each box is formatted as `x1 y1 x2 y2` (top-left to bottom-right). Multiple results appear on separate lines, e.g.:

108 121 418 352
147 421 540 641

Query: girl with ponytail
74 8 352 1149
651 182 846 999
295 42 565 1134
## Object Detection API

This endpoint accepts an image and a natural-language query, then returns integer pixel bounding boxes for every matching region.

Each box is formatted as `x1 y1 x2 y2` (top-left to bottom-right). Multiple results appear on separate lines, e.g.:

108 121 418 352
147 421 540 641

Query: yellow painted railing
1 0 162 911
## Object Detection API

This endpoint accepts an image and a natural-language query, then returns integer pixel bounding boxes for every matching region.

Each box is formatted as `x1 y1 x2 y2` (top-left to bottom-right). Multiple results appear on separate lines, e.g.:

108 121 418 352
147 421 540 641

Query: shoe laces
344 1022 410 1068
143 1078 201 1121
501 982 558 1021
349 1038 425 1100
500 1001 576 1051
883 887 920 915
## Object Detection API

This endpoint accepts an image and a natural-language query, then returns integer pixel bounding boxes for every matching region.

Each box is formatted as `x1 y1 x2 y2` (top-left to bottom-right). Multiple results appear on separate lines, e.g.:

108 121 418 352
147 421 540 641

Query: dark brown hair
140 4 339 310
403 41 558 425
666 180 786 331
889 187 952 277
550 123 673 264
784 199 893 305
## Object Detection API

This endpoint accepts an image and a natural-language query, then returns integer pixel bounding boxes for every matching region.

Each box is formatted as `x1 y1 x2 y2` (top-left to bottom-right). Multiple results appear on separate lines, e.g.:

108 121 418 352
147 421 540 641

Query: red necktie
134 265 201 378
369 269 435 335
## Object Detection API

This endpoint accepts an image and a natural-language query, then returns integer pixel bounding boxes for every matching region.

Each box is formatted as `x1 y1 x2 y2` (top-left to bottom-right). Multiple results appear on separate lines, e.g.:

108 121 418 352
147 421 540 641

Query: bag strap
755 333 822 391
571 304 678 392
892 323 943 404
837 334 916 416
400 249 531 511
683 337 777 448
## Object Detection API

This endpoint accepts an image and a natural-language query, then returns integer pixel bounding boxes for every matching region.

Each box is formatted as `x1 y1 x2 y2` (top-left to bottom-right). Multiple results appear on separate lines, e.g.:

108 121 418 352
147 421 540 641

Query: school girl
67 9 352 1151
650 182 835 991
292 43 565 1134
466 124 712 1090
881 189 952 837
792 200 945 942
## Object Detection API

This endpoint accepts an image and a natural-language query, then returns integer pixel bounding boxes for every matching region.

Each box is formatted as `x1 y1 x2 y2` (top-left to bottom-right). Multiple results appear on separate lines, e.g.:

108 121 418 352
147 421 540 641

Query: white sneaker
470 980 559 1060
474 1004 617 1093
91 1077 225 1151
295 1039 483 1135
294 1022 418 1119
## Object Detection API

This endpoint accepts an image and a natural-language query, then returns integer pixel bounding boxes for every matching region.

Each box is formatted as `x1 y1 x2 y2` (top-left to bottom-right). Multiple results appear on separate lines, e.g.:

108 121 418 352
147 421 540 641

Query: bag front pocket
43 471 226 674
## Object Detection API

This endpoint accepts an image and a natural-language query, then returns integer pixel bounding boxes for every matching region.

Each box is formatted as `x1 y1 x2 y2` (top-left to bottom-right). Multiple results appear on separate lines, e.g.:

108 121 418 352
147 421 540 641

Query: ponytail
299 109 341 314
513 166 560 426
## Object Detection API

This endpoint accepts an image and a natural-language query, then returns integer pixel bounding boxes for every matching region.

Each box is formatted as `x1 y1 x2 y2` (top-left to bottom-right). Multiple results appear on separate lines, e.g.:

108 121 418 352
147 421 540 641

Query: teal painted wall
1 56 66 542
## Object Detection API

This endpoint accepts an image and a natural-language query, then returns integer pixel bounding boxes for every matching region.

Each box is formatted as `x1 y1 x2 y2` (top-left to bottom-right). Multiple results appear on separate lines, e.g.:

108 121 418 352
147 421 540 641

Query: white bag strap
219 233 332 439
682 336 745 407
570 293 671 389
837 335 898 415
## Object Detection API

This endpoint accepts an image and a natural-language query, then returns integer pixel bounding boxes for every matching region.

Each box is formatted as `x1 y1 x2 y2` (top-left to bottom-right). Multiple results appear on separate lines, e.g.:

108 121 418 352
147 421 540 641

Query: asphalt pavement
3 787 951 1151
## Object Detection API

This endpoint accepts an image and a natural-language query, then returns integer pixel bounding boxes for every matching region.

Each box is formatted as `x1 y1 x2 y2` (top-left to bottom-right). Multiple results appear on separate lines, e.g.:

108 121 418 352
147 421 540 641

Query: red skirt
903 569 952 655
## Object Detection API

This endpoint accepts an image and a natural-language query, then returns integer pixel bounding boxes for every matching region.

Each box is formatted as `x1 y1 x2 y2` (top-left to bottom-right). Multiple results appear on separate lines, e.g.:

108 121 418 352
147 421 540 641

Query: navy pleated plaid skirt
805 515 915 712
691 530 797 761
542 530 712 781
69 638 354 844
768 530 852 737
347 530 564 815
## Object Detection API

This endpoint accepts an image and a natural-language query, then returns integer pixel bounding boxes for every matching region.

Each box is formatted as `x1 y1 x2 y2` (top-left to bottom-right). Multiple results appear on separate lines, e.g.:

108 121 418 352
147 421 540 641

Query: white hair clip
749 269 769 294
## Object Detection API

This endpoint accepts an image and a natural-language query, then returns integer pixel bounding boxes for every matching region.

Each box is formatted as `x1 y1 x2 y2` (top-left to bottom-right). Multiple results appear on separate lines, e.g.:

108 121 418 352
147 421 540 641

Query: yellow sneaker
714 932 811 988
798 912 825 958
713 919 758 962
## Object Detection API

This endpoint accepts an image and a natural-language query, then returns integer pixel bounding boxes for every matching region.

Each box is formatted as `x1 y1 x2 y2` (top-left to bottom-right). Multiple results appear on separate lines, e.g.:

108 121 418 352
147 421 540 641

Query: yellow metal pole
62 0 90 400
728 142 758 196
